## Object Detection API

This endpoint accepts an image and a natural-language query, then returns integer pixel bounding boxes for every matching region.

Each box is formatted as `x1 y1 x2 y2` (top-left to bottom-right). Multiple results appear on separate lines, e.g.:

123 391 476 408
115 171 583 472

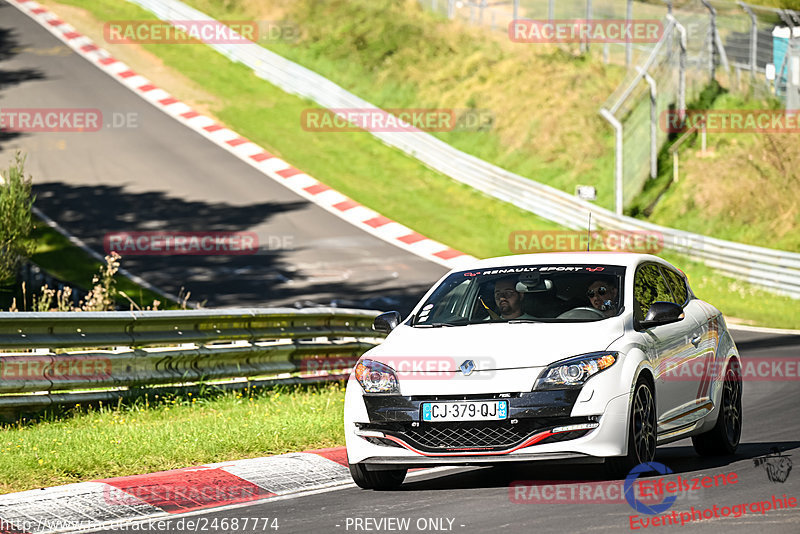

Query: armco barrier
22 0 800 298
0 308 383 408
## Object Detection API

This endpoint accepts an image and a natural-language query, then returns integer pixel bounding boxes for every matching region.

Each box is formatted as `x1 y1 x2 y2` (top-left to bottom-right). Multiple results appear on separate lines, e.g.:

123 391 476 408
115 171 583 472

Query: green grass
38 0 800 330
0 383 345 494
26 216 172 310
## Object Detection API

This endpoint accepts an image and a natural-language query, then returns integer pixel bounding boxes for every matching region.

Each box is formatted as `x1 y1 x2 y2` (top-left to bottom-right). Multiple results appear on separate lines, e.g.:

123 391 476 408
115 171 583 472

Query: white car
344 253 743 489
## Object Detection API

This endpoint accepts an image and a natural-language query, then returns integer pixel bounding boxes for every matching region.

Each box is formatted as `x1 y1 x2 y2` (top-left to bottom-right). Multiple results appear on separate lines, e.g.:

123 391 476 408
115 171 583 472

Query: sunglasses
494 290 517 299
587 286 609 298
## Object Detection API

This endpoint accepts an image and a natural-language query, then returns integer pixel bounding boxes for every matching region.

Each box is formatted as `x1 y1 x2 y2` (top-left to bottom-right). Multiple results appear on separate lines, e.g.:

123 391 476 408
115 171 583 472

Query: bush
0 153 35 284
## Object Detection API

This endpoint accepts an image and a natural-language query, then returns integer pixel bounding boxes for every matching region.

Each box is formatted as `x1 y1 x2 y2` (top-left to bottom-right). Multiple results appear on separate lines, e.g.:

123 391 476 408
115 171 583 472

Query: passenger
587 279 619 317
493 277 537 321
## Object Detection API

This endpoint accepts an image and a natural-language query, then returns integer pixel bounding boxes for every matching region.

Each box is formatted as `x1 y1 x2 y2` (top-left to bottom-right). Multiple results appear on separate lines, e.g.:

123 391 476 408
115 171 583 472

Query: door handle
691 334 702 347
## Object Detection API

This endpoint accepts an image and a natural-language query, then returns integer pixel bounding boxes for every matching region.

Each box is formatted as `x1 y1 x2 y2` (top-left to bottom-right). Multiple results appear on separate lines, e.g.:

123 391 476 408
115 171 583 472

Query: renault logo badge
460 360 476 376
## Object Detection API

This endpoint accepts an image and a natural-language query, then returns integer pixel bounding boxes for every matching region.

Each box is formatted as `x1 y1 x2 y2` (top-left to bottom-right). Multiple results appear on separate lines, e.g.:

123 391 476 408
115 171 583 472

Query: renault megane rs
344 253 743 489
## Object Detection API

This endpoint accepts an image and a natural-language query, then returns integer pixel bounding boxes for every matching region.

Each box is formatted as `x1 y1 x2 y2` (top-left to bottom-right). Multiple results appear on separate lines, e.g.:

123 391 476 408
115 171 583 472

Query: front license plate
422 400 508 422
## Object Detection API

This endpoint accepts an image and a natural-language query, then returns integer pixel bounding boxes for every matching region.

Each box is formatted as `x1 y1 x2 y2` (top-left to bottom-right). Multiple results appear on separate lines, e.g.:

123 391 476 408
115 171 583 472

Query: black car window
661 268 688 306
633 263 675 324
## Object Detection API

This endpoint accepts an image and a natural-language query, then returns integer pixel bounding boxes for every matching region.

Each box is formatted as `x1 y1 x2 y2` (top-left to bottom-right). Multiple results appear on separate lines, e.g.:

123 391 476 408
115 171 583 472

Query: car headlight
534 352 617 390
354 359 399 394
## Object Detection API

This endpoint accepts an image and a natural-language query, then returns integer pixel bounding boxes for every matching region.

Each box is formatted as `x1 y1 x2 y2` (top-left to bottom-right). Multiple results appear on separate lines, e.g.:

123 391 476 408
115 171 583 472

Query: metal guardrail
115 0 800 299
0 308 383 408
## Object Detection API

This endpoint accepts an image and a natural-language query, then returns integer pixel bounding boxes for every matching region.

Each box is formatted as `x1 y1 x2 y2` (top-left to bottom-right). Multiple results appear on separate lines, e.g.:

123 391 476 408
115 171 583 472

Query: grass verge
629 84 800 252
0 383 345 494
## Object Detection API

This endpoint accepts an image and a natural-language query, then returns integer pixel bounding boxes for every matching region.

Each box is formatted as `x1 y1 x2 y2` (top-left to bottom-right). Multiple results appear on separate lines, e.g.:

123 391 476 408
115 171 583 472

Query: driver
492 277 537 321
587 279 618 317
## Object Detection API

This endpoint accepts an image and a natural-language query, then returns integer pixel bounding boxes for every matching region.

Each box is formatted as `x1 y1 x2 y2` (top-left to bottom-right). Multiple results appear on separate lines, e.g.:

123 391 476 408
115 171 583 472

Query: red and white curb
10 0 475 270
0 448 351 534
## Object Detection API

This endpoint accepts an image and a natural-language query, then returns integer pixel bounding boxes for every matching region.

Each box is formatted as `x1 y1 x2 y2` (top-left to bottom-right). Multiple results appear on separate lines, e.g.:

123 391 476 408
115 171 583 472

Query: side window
633 264 674 323
661 268 688 306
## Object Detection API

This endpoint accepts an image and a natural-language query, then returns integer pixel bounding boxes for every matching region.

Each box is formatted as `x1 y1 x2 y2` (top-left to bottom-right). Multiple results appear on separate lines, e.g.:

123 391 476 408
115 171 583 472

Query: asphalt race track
83 331 799 534
3 3 799 534
0 1 448 313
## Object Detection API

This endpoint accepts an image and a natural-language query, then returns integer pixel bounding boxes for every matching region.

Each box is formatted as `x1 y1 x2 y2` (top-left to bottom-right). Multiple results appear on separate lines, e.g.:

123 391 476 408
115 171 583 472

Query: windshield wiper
414 320 470 328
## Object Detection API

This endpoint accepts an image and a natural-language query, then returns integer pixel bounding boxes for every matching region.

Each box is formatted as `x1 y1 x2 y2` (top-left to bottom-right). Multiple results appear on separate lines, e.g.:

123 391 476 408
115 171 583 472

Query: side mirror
639 301 684 329
373 311 402 334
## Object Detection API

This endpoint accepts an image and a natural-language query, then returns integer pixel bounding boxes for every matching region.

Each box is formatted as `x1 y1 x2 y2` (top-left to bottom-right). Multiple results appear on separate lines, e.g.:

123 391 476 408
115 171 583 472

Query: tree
0 152 35 284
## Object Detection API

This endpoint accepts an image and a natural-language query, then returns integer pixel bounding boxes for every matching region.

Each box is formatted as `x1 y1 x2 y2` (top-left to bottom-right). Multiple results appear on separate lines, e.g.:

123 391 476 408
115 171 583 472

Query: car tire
348 462 407 490
605 376 657 478
692 360 742 456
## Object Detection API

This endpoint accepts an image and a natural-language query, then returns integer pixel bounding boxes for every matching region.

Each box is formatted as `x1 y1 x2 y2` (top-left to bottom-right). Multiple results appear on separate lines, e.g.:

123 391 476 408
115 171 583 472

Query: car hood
365 318 626 372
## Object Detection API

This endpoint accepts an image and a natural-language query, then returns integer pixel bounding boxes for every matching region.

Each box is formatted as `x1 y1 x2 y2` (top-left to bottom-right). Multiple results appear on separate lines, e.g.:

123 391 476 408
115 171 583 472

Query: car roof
453 252 672 271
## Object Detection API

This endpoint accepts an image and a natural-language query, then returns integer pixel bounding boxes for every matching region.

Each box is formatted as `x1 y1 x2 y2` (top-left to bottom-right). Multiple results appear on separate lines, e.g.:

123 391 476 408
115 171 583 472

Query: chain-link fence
418 0 800 213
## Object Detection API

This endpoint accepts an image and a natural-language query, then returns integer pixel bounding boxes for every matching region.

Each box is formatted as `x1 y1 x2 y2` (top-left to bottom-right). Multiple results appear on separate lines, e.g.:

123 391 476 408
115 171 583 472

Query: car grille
361 418 590 452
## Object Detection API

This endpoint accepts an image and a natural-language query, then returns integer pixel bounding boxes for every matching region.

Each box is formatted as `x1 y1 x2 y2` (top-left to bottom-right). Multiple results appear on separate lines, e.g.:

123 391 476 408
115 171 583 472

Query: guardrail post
637 67 658 180
600 109 624 215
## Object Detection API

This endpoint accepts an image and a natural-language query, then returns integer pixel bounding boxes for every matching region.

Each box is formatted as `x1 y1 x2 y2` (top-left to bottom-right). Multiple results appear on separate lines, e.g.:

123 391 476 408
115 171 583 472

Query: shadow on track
397 441 800 491
0 23 46 150
32 181 434 313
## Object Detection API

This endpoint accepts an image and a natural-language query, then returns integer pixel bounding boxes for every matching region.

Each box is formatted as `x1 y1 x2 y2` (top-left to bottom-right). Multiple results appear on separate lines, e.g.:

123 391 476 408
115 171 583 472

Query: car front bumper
345 389 630 466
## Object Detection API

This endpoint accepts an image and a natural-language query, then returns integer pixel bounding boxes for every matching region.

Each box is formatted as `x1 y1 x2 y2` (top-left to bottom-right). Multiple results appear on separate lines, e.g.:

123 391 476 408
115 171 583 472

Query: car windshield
413 264 626 326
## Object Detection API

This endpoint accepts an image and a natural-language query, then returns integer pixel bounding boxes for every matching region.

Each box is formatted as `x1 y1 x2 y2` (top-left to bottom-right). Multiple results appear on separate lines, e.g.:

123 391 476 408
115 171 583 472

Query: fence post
626 0 633 67
637 67 658 180
549 0 554 21
582 0 592 54
448 0 455 19
513 0 519 21
701 0 717 80
668 15 687 122
738 2 758 80
600 109 624 215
